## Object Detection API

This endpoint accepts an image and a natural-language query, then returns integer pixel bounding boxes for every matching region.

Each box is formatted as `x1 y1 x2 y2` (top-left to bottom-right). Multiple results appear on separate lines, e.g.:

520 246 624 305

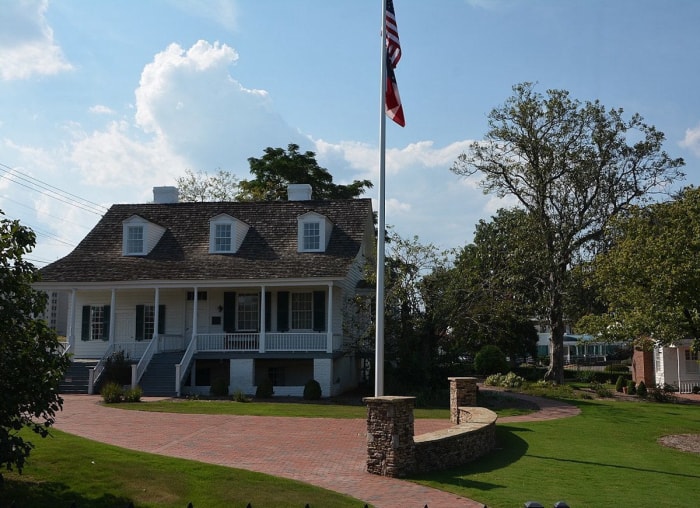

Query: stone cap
363 396 416 403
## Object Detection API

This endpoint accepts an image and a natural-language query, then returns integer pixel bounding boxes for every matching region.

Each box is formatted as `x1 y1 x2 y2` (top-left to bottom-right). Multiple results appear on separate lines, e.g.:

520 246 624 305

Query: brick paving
54 393 579 508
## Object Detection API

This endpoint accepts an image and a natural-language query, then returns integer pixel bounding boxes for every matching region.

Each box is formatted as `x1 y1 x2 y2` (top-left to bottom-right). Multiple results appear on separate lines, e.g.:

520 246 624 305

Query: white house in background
35 184 375 398
652 340 700 393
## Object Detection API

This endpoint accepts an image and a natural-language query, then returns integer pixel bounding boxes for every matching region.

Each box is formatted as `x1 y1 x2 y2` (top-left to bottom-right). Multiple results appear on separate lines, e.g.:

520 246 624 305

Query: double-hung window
291 292 313 330
215 223 232 252
126 225 144 254
81 305 110 341
303 222 320 251
237 294 259 331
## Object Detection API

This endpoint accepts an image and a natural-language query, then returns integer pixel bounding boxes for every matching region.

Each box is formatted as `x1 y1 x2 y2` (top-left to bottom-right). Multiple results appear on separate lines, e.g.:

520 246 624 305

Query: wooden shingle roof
39 199 373 284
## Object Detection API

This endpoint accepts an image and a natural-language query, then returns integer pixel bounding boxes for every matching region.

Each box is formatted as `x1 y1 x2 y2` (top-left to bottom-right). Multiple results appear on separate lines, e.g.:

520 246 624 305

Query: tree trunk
545 267 566 384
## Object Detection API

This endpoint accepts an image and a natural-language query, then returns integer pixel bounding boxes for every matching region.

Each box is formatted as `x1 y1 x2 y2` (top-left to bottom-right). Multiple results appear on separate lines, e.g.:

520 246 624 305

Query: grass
0 429 364 508
411 397 700 508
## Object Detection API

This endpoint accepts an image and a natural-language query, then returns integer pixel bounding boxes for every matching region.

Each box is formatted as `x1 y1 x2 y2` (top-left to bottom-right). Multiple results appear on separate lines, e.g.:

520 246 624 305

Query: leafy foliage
238 144 372 201
579 186 700 352
451 82 685 382
255 379 274 398
0 211 70 478
303 379 322 400
474 345 509 375
175 168 240 202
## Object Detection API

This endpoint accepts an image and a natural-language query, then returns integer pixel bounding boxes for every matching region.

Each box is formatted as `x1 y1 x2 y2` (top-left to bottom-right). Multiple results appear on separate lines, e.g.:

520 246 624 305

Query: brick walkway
54 393 579 508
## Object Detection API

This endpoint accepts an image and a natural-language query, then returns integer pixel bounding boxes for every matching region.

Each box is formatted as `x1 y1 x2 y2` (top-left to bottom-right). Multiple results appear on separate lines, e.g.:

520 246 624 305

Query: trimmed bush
474 345 509 376
605 363 629 373
101 382 124 404
232 389 249 402
255 378 274 398
627 380 637 395
303 379 322 400
615 375 626 393
636 380 648 397
123 386 142 403
484 372 526 388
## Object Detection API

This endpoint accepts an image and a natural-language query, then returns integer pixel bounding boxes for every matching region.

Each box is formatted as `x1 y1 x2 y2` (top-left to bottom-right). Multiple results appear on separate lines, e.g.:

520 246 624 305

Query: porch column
109 289 116 346
259 285 266 353
68 289 77 349
153 287 160 350
326 283 333 353
192 287 199 342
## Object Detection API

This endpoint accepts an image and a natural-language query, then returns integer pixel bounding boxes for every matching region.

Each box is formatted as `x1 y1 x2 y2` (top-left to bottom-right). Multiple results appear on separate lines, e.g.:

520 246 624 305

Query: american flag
385 0 401 67
385 0 405 127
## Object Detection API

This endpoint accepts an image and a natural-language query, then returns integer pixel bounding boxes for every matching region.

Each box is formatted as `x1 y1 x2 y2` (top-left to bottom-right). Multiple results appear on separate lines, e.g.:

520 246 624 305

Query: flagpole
375 0 388 397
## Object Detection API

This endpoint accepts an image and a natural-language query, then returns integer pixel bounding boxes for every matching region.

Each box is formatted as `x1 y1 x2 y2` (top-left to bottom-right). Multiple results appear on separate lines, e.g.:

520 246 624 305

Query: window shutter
223 292 236 333
313 291 326 331
81 306 90 341
102 305 111 341
158 305 166 334
264 292 272 331
135 305 145 341
277 291 289 332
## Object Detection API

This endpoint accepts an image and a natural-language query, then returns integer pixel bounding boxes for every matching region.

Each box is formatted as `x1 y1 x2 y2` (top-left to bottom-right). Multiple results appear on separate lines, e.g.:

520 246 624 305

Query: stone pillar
449 377 478 424
363 396 416 477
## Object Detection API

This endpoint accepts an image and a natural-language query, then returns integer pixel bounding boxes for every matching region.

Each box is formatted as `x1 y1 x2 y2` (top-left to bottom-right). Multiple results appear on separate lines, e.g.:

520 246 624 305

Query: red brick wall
632 348 655 386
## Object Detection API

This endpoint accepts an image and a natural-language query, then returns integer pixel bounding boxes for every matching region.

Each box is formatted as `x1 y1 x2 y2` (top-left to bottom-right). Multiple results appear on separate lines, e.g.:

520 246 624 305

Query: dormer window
209 214 249 254
122 215 165 256
297 212 333 252
303 222 320 250
126 225 144 254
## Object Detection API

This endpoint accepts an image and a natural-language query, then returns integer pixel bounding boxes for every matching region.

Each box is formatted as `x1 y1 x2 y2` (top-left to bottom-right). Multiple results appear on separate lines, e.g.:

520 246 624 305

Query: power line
0 193 91 233
0 162 109 216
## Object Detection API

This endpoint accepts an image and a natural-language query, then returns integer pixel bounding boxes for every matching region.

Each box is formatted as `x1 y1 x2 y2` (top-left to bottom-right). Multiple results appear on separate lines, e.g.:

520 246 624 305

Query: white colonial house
651 340 700 393
36 185 375 398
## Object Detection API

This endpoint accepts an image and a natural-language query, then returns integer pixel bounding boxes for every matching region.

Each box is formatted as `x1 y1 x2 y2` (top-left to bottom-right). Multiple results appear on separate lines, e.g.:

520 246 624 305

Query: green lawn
412 397 700 508
0 429 365 508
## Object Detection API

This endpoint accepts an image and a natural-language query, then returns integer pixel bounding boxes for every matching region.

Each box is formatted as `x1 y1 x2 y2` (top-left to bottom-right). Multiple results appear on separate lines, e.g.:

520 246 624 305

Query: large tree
175 169 240 202
451 83 684 383
237 144 372 201
432 208 542 363
578 186 700 352
0 211 70 480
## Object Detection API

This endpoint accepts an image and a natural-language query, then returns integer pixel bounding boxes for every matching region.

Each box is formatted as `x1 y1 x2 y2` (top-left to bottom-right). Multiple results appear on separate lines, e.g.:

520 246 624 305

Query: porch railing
89 343 116 394
194 332 330 352
265 333 326 351
197 333 259 351
176 335 198 397
134 335 159 386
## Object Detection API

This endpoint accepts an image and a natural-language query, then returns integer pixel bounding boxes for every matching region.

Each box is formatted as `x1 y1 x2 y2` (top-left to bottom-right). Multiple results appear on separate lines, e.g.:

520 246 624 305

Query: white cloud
0 0 73 80
89 105 116 115
680 124 700 157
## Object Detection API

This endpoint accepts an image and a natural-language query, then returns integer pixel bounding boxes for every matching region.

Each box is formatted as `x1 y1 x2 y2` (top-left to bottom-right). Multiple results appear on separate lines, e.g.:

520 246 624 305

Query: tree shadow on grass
0 478 132 508
409 425 531 491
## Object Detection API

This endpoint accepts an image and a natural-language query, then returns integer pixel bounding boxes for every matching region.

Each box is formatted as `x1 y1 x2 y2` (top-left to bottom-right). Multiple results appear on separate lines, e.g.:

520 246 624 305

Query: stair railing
134 334 160 387
88 343 116 395
175 334 197 397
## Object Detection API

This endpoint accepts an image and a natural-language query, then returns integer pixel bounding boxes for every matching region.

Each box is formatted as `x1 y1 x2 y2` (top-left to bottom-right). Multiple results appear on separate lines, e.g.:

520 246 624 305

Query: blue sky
1 0 699 267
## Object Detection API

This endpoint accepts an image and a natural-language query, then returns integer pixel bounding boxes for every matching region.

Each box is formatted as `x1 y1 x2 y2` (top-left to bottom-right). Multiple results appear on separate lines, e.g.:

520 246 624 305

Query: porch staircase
138 351 183 397
59 359 98 394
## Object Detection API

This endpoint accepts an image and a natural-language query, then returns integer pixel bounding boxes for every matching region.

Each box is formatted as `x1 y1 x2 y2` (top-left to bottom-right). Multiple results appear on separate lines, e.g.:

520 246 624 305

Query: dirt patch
658 434 700 454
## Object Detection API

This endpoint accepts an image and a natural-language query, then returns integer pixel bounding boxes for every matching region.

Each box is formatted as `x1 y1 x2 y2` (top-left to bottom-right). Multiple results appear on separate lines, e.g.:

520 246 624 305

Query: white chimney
153 186 179 204
287 183 312 201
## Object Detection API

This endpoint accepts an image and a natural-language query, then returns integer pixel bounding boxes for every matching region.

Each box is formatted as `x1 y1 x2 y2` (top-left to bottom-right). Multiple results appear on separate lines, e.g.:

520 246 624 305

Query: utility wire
0 162 109 216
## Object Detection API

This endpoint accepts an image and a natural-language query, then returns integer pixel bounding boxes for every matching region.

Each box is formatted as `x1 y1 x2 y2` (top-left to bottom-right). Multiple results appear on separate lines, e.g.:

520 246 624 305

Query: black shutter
102 305 111 341
313 291 326 332
277 291 289 332
223 292 236 333
264 292 272 331
158 305 166 334
81 306 90 341
135 305 144 341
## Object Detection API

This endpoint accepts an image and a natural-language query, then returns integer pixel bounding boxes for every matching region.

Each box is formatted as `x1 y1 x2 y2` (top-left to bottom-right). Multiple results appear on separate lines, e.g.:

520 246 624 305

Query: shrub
255 378 274 398
636 380 648 397
484 372 526 389
576 369 596 383
590 381 613 398
615 375 626 393
232 389 249 402
605 363 629 373
692 385 700 394
474 345 509 376
103 350 133 385
123 386 142 403
101 382 124 404
303 379 322 400
210 377 229 397
627 380 637 395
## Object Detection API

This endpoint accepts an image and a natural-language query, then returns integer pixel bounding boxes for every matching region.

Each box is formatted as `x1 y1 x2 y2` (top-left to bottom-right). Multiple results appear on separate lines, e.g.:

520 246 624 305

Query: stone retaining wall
364 378 497 477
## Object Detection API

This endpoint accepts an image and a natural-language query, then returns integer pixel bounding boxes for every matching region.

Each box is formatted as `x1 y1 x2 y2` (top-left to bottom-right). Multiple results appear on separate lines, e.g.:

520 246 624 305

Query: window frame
125 225 145 255
236 293 259 332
